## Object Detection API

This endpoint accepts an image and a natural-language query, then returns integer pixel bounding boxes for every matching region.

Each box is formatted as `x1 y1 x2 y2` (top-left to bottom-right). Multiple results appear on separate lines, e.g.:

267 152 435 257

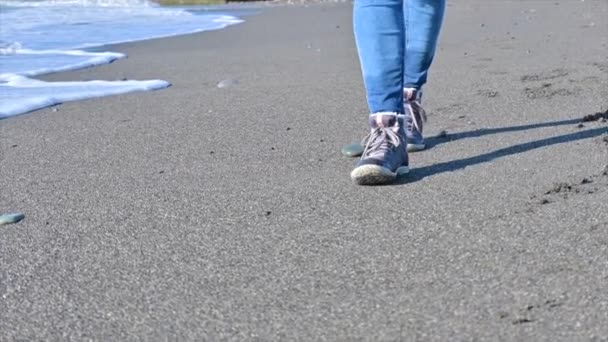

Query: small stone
217 79 239 88
265 211 272 216
437 130 448 138
0 213 25 226
581 178 592 184
540 198 551 205
341 143 364 157
512 318 534 325
577 123 585 128
602 165 608 176
286 127 291 131
602 135 608 143
11 144 17 148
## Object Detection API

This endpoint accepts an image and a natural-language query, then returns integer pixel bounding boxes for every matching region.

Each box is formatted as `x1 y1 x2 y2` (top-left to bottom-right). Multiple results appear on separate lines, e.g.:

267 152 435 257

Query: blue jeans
354 0 445 114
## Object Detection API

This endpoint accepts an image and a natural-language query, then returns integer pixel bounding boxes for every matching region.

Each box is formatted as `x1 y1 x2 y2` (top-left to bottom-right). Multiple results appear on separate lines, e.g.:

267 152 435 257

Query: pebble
217 79 239 88
341 143 364 157
0 213 25 226
437 130 448 138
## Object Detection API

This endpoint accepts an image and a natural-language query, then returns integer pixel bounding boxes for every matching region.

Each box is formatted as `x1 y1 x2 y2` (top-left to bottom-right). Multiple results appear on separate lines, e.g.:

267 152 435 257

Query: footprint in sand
523 83 580 99
520 68 569 82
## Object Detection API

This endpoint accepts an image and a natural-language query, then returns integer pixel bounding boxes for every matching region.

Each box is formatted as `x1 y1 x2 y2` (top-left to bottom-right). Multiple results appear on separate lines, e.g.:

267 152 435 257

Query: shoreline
0 2 263 119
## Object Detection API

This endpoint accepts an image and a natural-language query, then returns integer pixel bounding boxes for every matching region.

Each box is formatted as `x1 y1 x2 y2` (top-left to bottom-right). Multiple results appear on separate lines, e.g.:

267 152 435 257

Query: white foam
1 2 243 51
0 0 244 118
0 0 150 7
0 74 170 118
0 49 125 77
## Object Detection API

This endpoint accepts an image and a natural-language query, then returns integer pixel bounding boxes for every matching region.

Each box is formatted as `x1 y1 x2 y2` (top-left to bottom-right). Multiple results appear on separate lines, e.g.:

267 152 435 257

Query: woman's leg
403 0 446 90
353 0 405 114
402 0 446 151
351 0 410 185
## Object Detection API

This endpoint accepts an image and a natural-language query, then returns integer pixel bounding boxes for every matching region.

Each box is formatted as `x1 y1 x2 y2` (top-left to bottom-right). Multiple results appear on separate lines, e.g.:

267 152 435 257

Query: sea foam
0 0 243 118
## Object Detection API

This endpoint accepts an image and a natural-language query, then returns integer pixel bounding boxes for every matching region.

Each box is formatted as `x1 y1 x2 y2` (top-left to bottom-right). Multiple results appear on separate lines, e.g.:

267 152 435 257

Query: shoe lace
360 126 402 160
406 99 427 133
404 88 427 133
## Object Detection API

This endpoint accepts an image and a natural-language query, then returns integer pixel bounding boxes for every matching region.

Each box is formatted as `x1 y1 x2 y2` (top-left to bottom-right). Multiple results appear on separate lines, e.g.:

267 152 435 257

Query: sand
1 1 607 339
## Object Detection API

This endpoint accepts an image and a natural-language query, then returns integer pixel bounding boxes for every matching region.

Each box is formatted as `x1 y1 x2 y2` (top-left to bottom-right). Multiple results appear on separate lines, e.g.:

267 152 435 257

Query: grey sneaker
404 88 427 152
350 113 410 185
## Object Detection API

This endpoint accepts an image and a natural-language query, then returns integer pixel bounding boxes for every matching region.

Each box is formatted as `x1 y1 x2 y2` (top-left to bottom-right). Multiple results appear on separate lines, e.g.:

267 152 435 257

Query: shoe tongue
404 88 416 101
404 88 423 103
368 114 400 129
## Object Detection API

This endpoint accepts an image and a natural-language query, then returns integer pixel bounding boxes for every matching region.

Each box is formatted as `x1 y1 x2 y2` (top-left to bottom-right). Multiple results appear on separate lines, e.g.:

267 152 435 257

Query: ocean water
0 0 244 118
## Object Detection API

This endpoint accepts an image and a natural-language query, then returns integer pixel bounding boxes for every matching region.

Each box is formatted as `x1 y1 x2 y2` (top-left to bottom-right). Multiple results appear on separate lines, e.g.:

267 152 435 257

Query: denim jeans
353 0 445 114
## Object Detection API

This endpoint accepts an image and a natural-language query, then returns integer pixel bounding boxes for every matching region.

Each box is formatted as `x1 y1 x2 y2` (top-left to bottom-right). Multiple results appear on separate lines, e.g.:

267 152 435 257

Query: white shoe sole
351 164 410 185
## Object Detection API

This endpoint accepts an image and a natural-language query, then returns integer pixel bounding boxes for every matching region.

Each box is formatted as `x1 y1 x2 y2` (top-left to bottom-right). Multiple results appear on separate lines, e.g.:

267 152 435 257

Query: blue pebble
0 213 25 226
341 143 364 157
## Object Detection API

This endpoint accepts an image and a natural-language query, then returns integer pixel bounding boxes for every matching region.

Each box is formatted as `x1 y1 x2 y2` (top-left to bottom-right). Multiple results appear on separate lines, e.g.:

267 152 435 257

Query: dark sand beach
1 1 607 340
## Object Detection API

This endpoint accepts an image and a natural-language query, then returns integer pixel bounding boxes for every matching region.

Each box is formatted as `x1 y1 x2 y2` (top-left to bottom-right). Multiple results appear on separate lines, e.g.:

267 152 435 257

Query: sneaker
350 113 410 185
403 88 427 152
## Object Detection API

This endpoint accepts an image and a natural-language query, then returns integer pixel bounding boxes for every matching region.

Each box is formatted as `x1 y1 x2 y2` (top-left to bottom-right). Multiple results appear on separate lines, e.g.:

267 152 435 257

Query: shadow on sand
395 116 607 184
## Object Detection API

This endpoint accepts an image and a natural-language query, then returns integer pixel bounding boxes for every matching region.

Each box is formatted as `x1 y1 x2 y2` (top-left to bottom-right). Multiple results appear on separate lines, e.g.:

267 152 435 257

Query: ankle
403 87 423 102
